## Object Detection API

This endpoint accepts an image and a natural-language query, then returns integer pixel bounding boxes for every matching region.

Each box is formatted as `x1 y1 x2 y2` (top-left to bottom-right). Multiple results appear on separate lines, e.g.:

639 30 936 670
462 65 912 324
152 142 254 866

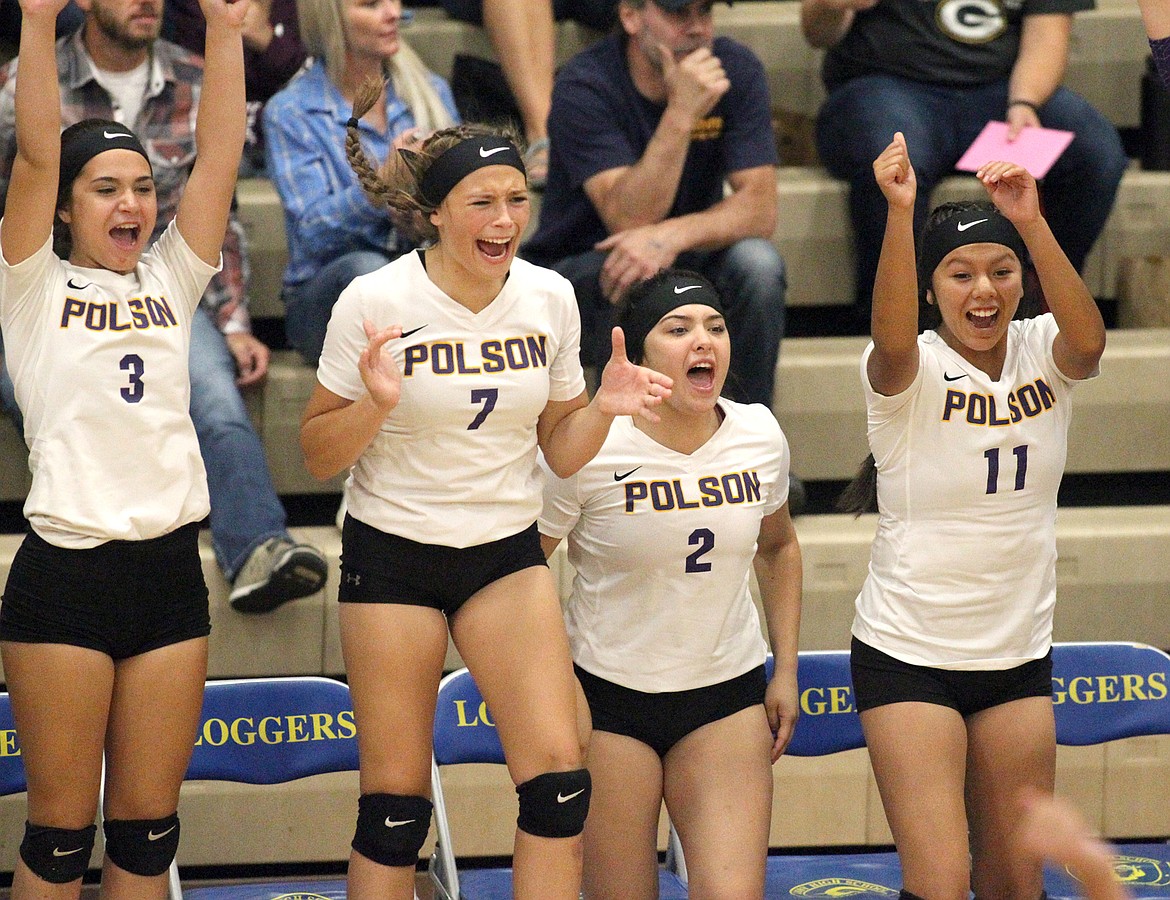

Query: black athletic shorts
338 515 547 617
0 522 211 660
850 637 1054 717
575 663 767 759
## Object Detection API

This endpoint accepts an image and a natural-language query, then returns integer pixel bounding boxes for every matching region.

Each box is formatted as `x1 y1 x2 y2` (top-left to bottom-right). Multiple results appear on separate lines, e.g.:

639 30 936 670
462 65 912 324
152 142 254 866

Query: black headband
59 120 151 196
919 207 1028 289
620 271 726 363
418 137 526 206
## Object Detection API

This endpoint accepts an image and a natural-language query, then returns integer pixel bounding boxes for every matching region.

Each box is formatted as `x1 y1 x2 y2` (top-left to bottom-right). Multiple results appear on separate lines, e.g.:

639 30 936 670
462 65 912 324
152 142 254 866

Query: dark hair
618 268 724 364
916 200 1041 329
344 77 524 245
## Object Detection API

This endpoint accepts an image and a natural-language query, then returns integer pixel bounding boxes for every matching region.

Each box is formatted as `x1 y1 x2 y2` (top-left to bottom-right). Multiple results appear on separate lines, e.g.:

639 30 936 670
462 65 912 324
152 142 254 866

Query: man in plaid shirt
0 0 328 613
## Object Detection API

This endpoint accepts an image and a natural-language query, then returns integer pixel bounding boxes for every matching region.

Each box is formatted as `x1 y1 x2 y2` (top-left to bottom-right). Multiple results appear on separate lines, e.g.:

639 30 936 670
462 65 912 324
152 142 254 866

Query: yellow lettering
801 687 827 716
1097 675 1121 703
311 713 338 741
478 701 495 728
1068 676 1096 704
337 709 358 739
230 717 257 746
287 715 309 742
259 716 284 744
1149 672 1168 700
454 699 479 727
202 719 229 746
1051 676 1066 705
0 730 19 757
828 686 854 714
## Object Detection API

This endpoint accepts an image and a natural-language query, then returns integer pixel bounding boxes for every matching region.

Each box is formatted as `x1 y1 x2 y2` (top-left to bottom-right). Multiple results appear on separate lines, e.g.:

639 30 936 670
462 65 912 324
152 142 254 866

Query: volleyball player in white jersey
300 87 673 898
538 270 803 900
0 0 246 892
839 132 1107 900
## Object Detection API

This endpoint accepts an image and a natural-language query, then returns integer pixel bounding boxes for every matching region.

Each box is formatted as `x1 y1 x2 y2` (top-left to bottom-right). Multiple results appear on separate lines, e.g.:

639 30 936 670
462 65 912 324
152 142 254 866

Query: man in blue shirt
524 0 786 406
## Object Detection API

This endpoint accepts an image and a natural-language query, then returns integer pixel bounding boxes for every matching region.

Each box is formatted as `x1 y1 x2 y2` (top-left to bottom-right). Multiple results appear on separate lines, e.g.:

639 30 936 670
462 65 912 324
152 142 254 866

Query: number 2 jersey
853 314 1096 670
0 221 217 547
317 251 587 548
539 400 791 693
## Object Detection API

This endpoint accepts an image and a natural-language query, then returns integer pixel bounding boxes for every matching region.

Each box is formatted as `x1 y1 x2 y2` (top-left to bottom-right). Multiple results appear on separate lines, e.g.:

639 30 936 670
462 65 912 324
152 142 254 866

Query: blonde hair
298 0 455 134
345 84 522 244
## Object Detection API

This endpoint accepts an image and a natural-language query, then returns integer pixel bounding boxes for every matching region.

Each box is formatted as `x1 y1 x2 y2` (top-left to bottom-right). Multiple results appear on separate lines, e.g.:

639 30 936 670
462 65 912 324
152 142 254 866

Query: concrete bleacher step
405 0 1148 130
0 506 1166 868
1 326 1166 511
238 162 1170 324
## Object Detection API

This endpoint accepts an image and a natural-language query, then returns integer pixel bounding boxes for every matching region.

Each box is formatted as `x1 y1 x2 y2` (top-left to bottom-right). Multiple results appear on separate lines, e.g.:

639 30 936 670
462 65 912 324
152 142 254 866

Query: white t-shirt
539 400 790 692
318 251 586 548
852 314 1095 670
0 220 218 547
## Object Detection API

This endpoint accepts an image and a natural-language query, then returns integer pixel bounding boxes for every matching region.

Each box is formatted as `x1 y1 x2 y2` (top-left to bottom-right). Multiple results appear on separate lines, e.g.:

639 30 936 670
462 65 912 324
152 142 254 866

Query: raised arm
976 160 1105 379
867 132 921 396
1142 0 1170 36
0 0 71 266
176 0 249 266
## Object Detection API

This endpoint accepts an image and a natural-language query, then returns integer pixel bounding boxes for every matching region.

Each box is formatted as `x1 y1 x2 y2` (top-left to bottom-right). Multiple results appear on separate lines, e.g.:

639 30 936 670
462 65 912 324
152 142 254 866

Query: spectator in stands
0 0 329 615
264 0 456 366
0 0 245 889
840 132 1106 900
436 0 618 188
1018 790 1133 900
1141 0 1170 86
802 0 1128 325
524 0 786 409
539 269 802 899
300 107 671 896
163 0 308 173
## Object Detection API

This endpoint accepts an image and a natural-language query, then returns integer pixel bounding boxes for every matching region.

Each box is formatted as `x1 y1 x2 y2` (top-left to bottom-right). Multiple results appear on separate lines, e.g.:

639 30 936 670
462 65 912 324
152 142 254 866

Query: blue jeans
282 250 396 365
552 237 787 405
189 306 288 579
816 75 1128 313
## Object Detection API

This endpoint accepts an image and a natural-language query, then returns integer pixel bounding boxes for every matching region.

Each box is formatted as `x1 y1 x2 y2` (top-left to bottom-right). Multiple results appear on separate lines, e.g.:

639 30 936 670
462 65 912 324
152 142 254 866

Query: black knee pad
20 821 96 884
516 768 591 838
103 814 180 877
351 793 433 868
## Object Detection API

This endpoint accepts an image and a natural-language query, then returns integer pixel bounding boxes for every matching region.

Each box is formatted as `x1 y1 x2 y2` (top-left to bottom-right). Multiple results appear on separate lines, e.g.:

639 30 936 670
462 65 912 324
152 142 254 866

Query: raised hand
199 0 251 29
976 160 1042 227
660 42 730 124
596 224 679 304
872 131 916 210
358 319 404 414
594 328 674 423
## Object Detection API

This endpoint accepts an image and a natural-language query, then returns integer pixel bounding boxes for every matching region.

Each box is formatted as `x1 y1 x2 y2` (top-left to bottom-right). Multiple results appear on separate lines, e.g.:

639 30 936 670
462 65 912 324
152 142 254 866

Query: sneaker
229 537 328 614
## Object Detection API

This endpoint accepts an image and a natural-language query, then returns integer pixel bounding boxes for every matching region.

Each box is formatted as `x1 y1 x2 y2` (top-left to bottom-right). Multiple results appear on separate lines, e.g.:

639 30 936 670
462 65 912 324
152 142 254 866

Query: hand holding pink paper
955 120 1074 179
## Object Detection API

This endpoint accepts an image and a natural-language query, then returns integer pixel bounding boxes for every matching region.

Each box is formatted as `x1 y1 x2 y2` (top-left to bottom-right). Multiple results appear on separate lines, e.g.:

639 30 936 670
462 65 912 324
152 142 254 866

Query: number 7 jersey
317 251 587 548
853 314 1096 670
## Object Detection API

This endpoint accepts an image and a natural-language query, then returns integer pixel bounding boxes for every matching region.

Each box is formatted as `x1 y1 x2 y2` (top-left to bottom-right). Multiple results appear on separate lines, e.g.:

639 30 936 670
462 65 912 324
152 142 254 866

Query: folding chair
171 676 362 900
427 667 690 900
1045 641 1170 900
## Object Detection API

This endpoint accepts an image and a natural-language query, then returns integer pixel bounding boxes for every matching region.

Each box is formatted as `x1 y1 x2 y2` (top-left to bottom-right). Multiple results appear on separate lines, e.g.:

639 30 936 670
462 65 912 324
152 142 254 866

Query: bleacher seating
0 0 1165 876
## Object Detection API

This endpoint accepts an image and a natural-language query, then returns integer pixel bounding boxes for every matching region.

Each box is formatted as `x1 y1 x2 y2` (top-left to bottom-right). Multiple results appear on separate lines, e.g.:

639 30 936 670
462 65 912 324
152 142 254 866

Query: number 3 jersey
853 314 1096 670
317 251 586 549
539 400 791 693
0 221 217 547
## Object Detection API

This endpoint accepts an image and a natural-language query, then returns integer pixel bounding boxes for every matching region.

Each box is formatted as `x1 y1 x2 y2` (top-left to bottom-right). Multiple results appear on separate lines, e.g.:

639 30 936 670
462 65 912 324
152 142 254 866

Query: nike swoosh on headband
479 146 509 158
956 219 988 232
673 285 702 294
104 130 134 140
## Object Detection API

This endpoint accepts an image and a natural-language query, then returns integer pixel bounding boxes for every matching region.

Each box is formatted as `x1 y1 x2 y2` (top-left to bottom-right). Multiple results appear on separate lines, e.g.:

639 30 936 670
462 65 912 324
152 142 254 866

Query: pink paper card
955 120 1075 179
